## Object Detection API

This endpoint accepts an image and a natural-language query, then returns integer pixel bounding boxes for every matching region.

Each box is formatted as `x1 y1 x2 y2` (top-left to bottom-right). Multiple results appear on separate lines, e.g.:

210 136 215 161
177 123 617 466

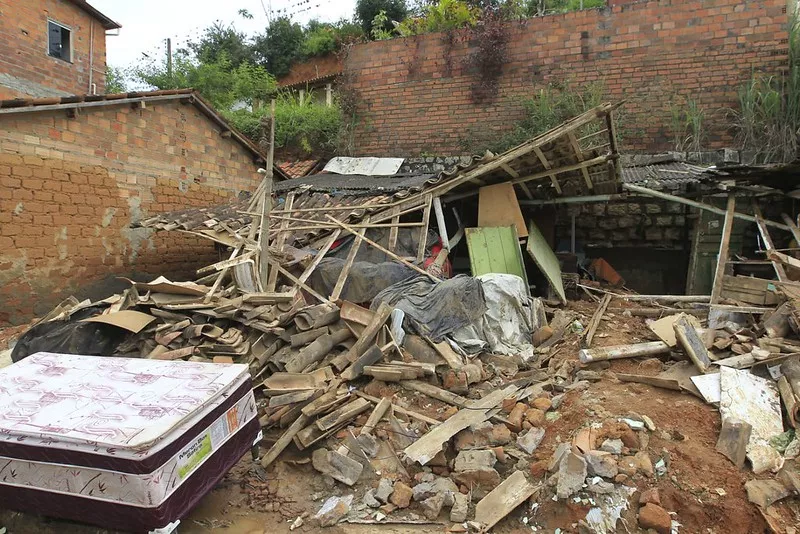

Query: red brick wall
0 100 261 325
0 0 108 98
344 0 789 155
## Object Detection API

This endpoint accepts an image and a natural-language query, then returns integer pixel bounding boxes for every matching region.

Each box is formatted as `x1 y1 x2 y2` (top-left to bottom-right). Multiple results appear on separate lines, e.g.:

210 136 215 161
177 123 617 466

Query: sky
91 0 357 69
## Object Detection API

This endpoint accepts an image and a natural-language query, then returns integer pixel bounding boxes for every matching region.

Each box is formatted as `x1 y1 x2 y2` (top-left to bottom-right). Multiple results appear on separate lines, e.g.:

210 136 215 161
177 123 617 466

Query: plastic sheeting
309 258 416 304
371 275 487 342
452 274 544 360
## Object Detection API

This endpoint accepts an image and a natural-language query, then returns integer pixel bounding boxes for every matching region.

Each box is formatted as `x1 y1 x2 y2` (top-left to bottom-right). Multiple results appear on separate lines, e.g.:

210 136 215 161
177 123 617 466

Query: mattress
0 352 259 532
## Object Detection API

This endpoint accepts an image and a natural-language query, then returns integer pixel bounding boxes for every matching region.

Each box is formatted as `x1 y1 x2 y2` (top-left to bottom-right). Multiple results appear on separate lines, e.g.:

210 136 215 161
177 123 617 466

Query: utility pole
257 99 276 287
166 38 173 81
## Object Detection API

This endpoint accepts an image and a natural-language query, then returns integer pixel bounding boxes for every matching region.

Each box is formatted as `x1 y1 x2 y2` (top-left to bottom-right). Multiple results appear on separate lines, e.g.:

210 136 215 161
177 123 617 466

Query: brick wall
0 0 107 98
0 100 260 325
343 0 789 155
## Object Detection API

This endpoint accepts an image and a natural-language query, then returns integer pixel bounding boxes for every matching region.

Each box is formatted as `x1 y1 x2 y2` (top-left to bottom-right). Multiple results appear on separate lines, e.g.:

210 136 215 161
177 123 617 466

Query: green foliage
357 0 409 37
461 81 606 153
669 97 705 153
252 17 305 78
188 22 254 69
132 52 275 111
225 95 344 156
731 14 799 163
300 20 365 57
396 0 479 36
371 11 395 39
537 0 605 14
105 65 126 94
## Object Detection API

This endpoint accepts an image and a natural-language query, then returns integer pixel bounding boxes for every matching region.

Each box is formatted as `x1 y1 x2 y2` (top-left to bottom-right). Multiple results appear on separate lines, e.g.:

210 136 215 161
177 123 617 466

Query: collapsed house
2 103 800 533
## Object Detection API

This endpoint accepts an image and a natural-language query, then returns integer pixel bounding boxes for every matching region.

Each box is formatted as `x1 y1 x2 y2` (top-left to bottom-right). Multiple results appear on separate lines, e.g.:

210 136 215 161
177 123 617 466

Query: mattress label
177 434 213 480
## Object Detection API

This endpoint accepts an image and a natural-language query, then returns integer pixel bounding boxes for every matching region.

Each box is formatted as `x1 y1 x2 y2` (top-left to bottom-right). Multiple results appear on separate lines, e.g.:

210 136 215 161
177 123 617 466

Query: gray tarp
370 275 487 342
309 258 416 304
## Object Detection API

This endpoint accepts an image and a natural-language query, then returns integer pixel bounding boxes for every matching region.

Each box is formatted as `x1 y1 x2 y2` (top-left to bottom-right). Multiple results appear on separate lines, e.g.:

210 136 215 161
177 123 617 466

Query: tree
105 65 127 93
187 22 255 69
356 0 408 37
252 17 305 78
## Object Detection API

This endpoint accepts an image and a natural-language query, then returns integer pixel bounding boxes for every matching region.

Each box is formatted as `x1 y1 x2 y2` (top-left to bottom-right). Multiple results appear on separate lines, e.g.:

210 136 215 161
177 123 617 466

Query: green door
465 226 528 282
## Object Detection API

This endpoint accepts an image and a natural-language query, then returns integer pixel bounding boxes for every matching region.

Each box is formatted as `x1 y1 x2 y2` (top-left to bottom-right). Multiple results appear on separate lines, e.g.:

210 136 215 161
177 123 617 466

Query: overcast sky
91 0 357 69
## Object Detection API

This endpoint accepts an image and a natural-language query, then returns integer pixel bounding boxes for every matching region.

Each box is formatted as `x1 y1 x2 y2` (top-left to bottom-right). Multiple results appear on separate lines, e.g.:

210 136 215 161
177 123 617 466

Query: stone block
517 427 546 454
556 452 588 499
655 216 673 226
645 204 662 214
645 228 663 241
607 203 628 216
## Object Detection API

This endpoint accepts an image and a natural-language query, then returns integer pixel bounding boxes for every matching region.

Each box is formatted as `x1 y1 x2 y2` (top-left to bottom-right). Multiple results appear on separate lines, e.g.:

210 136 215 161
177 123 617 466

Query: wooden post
710 194 736 304
258 99 276 288
753 202 788 282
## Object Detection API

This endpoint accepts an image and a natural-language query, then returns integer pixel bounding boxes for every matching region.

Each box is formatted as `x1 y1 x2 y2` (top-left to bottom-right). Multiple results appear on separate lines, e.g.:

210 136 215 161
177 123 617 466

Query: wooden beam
753 202 788 282
584 294 611 348
272 263 333 305
781 213 800 245
323 216 440 282
710 194 736 304
533 146 562 194
622 183 791 231
513 155 612 186
568 131 593 190
387 207 400 251
417 194 432 262
330 217 368 302
267 191 294 291
297 229 341 285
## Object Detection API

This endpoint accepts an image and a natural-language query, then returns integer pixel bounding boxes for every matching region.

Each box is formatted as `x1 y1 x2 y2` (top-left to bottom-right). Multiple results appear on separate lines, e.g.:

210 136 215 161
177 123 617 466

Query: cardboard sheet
478 182 528 237
82 310 156 333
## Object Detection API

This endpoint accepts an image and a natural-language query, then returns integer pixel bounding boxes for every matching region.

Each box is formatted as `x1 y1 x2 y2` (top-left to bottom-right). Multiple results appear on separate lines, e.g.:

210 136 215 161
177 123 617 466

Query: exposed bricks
0 0 108 97
0 100 261 326
341 0 788 155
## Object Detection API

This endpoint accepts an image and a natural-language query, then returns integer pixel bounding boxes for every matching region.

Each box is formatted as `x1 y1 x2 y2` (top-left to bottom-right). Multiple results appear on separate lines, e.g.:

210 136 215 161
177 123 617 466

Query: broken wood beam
622 183 791 232
673 315 712 373
354 391 441 426
584 293 611 348
400 379 469 407
753 202 788 282
360 397 391 436
340 345 385 381
607 307 708 318
474 470 539 532
261 413 310 468
579 341 671 363
316 397 371 432
710 194 736 304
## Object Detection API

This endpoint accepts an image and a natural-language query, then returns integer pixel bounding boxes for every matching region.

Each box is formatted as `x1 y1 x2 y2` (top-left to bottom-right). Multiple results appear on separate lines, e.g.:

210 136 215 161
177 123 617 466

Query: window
48 21 71 62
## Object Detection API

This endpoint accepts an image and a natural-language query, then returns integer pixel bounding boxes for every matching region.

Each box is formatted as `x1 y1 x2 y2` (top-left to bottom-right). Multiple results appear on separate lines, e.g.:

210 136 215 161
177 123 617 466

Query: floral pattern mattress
0 352 258 508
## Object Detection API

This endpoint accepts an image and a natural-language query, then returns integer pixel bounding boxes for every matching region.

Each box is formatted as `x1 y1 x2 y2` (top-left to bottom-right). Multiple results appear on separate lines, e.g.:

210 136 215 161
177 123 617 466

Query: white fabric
0 352 249 459
451 274 542 359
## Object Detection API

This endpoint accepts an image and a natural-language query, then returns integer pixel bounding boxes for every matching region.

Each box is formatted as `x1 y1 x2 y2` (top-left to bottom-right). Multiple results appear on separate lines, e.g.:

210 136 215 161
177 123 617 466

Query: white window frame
47 19 73 63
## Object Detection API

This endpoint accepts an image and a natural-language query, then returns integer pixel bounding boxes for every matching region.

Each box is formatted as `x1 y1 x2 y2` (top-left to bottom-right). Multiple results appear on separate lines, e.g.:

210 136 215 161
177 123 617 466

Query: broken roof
66 0 122 30
278 159 323 179
0 88 289 179
137 103 622 248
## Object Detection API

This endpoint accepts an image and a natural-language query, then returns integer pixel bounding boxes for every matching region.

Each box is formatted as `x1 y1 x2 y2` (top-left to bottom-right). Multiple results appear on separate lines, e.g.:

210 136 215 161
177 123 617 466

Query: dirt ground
1 300 799 533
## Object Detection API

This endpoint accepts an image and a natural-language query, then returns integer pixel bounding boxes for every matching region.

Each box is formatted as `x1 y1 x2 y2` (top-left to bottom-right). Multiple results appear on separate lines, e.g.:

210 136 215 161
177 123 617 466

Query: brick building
0 89 281 325
0 0 120 99
336 0 790 155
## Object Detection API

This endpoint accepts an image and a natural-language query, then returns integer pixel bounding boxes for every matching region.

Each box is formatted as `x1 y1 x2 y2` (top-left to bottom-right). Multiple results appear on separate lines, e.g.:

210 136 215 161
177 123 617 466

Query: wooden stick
271 263 333 304
267 191 294 291
257 99 276 287
331 302 392 371
753 202 788 282
710 194 736 304
360 396 391 436
330 216 368 302
781 213 800 245
354 391 441 425
388 207 400 251
568 131 593 189
417 194 433 262
325 215 440 282
297 229 341 285
584 293 611 348
533 145 562 194
579 341 671 363
261 413 309 468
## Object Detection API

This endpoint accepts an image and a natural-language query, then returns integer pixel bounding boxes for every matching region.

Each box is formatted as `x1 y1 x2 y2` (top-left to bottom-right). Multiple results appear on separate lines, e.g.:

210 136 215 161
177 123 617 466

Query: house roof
278 54 343 88
135 103 622 248
66 0 122 30
0 88 289 180
278 159 322 178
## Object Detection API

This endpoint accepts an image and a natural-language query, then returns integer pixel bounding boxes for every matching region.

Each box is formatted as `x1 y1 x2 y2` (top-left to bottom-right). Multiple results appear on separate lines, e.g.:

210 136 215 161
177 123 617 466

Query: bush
226 95 345 156
396 0 480 36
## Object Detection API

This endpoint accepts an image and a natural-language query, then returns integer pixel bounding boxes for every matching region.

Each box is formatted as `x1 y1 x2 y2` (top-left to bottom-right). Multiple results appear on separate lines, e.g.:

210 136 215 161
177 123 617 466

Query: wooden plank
782 213 800 244
622 183 791 232
363 367 405 381
568 131 593 189
271 263 333 305
316 397 371 431
360 397 391 436
499 162 533 200
478 183 528 238
465 226 526 280
331 303 392 371
584 294 611 348
474 470 539 532
325 216 440 282
267 192 294 291
525 220 566 304
403 385 517 465
753 202 788 282
401 380 469 407
673 316 712 373
268 389 317 407
615 373 682 391
533 146 562 194
387 207 400 251
297 229 342 285
354 391 440 426
257 100 276 287
710 194 736 304
417 194 433 262
330 217 368 302
261 414 309 467
429 339 464 369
